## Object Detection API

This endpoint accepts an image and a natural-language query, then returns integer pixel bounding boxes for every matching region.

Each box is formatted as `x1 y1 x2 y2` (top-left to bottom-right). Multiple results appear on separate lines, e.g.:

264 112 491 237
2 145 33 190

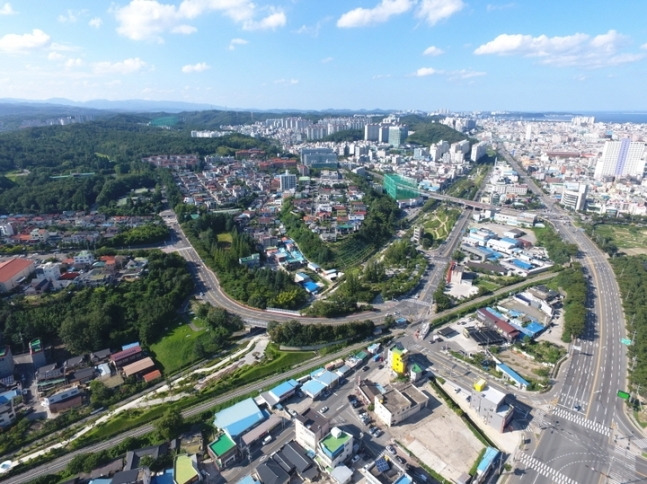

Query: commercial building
387 343 408 375
561 183 588 211
0 257 35 292
300 148 338 168
383 174 419 201
294 407 331 452
318 427 353 469
373 383 429 427
213 398 266 440
469 380 514 432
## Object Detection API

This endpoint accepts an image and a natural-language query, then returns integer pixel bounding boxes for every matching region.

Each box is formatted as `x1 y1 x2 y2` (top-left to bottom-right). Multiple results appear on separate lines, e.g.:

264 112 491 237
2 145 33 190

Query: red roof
143 369 162 382
110 345 142 363
0 258 33 283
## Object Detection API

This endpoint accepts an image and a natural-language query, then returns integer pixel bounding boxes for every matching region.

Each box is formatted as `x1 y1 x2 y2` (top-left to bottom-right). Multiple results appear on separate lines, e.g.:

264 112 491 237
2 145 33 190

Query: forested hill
401 114 470 146
0 117 276 172
0 118 276 213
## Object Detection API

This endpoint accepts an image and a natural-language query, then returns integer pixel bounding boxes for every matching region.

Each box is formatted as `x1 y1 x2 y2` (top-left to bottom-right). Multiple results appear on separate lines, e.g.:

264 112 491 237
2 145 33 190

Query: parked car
395 456 406 465
320 406 329 413
352 455 361 463
387 445 396 454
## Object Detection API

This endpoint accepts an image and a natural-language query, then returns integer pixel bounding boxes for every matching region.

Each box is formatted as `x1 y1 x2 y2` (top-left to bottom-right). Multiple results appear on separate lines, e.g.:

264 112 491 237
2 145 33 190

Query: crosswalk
551 407 611 436
607 448 638 484
631 437 647 449
516 453 578 484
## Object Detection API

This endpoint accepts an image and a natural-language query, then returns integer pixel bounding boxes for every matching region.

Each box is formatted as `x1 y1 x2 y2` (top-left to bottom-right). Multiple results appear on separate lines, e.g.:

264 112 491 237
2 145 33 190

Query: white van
263 435 273 445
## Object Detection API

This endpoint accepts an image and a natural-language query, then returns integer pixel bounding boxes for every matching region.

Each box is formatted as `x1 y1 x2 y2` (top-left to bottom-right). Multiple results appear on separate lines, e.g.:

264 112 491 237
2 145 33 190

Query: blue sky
1 0 646 112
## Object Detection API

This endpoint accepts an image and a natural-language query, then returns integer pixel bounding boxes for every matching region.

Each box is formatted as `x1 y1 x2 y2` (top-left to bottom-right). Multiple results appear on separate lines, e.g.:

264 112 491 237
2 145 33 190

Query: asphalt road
501 149 647 484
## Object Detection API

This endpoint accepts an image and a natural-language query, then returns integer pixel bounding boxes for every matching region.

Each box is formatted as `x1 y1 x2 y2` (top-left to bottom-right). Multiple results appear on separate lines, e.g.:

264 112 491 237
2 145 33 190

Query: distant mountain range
0 97 219 114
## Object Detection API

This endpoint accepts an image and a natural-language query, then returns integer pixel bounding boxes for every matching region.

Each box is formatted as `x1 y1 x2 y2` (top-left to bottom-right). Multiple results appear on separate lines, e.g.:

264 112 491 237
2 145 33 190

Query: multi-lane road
502 150 647 483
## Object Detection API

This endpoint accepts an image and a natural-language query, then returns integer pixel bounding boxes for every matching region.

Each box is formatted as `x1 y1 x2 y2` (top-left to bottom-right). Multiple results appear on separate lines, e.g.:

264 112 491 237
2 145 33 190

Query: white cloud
228 38 248 50
171 24 197 34
416 0 464 25
642 43 647 50
448 69 485 79
89 17 103 28
274 78 299 85
181 62 209 73
65 58 83 68
295 17 331 37
423 45 444 56
0 29 50 54
243 11 286 31
114 0 287 42
337 0 413 28
474 29 643 68
0 3 15 15
48 52 64 61
93 57 147 75
321 57 333 63
372 73 392 79
486 3 515 12
58 9 86 23
415 67 440 77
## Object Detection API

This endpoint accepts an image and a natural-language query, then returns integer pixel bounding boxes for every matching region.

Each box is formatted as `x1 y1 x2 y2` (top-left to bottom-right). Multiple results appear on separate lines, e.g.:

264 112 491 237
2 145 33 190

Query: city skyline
1 0 647 112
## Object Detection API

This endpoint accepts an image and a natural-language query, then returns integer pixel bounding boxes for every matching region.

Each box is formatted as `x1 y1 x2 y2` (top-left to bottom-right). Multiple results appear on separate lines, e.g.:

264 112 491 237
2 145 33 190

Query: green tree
155 408 184 441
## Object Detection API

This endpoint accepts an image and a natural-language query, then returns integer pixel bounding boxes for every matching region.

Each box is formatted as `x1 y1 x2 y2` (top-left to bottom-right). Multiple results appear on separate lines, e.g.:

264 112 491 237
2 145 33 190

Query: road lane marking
552 407 611 436
516 453 578 484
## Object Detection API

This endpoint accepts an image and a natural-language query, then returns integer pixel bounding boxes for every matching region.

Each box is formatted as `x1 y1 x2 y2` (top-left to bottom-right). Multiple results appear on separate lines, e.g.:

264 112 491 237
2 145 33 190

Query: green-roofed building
173 454 200 484
208 433 238 470
318 427 353 469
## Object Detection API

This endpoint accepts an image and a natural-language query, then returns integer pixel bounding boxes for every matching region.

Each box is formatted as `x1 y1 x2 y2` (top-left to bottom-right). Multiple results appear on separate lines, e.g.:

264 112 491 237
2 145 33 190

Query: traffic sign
620 338 633 346
617 390 630 400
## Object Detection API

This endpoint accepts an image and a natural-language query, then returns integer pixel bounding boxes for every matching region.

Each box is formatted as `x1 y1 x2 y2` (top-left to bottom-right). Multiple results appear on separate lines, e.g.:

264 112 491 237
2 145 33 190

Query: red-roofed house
0 258 35 292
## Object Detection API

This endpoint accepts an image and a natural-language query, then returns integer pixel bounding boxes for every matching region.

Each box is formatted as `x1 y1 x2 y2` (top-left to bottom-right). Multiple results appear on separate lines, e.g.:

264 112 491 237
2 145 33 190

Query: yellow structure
389 344 408 375
474 379 487 392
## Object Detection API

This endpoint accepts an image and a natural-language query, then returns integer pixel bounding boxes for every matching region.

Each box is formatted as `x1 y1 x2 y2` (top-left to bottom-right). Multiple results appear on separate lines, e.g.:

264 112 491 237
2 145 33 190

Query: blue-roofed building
151 468 174 484
394 474 413 484
302 379 326 399
272 379 298 400
496 363 529 390
476 447 500 479
213 398 266 439
315 370 340 389
310 367 325 379
0 389 19 428
303 281 319 293
511 259 533 271
236 475 261 484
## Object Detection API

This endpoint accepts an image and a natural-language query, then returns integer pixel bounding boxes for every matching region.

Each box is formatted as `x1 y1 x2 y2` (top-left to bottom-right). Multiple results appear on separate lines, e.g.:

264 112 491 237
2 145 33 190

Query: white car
320 406 329 413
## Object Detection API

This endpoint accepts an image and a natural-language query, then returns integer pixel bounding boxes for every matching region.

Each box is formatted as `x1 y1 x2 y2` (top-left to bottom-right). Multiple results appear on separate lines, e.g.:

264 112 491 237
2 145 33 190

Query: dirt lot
496 348 545 381
468 221 537 245
388 386 484 483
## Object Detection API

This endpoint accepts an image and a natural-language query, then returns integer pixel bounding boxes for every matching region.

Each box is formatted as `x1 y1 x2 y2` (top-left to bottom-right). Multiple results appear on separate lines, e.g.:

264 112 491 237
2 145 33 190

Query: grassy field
422 207 461 240
593 224 647 249
150 321 205 374
3 169 29 182
217 232 233 249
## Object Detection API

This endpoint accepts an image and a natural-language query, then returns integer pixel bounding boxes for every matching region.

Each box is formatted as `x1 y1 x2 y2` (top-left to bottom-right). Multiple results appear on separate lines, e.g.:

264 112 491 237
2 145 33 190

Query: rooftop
213 397 265 438
320 428 351 454
209 433 236 457
174 454 199 484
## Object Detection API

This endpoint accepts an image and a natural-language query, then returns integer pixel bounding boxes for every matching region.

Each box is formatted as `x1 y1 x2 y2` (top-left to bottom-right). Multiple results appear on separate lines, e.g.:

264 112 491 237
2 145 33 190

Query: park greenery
400 114 469 146
0 251 194 352
547 265 587 342
610 255 647 394
533 225 579 265
267 319 375 347
180 210 308 309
